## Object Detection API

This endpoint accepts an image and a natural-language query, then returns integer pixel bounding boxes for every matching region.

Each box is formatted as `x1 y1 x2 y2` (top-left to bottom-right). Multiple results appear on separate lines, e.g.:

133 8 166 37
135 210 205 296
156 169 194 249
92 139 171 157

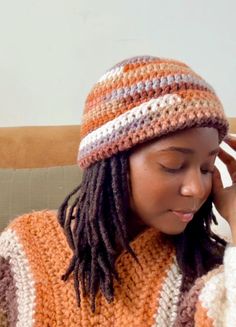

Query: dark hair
58 151 226 312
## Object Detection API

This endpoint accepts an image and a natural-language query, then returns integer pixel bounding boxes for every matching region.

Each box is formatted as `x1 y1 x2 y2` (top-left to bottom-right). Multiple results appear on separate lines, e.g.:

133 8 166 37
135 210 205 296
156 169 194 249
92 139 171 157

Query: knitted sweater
0 210 235 327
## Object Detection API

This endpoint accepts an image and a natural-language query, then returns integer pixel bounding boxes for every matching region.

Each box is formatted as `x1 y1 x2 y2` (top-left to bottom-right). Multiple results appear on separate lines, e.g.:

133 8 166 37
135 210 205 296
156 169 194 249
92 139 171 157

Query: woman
0 55 236 326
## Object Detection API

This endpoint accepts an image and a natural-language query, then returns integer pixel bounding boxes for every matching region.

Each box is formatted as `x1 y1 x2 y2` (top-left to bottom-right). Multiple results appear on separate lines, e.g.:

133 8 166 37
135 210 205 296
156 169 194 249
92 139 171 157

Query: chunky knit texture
0 210 236 326
78 55 229 168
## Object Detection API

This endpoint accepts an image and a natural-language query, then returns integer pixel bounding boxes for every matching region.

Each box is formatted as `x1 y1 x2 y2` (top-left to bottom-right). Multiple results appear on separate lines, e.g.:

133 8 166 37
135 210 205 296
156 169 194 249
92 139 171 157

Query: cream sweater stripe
223 244 236 326
152 258 182 327
0 229 36 327
198 245 236 327
198 271 225 326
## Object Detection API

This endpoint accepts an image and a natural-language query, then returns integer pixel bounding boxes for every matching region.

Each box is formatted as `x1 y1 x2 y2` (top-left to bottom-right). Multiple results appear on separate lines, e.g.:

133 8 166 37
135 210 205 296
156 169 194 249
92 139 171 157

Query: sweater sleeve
193 243 236 327
0 216 39 327
0 256 18 327
0 228 24 327
0 211 81 327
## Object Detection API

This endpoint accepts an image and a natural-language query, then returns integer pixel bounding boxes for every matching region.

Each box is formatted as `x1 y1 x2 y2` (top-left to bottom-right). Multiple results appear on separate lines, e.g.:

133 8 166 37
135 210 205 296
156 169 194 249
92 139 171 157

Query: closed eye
160 164 215 175
160 164 183 173
201 168 214 175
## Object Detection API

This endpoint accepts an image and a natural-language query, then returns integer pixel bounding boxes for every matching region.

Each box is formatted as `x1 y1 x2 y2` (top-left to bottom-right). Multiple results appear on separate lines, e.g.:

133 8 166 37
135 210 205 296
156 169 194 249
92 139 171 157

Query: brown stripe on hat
78 97 227 168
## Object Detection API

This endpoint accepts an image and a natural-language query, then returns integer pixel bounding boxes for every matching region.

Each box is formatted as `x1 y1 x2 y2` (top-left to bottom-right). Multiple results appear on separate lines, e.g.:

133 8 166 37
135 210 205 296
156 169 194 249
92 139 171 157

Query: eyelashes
160 164 215 175
161 166 182 173
159 163 184 173
200 169 214 175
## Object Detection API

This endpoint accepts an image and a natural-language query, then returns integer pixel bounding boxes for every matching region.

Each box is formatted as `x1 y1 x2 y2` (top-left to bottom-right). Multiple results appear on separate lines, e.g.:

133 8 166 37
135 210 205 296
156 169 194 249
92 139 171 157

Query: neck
114 211 148 255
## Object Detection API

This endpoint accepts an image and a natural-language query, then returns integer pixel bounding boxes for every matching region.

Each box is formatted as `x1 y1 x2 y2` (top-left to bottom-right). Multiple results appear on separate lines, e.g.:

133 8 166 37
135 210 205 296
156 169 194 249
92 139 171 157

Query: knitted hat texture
78 55 229 168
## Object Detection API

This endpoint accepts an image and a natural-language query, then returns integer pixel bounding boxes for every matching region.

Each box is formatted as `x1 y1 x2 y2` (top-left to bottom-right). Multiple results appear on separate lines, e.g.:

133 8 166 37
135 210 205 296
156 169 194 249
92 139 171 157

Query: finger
212 166 224 195
218 147 236 183
224 134 236 149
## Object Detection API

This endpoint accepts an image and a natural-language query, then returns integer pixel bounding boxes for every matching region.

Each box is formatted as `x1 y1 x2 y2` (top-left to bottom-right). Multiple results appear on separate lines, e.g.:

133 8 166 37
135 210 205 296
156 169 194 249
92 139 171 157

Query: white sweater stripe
198 244 236 326
152 258 182 327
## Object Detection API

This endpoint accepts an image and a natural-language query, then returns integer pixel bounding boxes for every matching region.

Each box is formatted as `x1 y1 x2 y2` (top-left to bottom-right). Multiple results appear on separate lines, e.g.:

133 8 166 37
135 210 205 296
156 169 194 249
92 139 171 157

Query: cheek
130 172 213 207
129 170 178 209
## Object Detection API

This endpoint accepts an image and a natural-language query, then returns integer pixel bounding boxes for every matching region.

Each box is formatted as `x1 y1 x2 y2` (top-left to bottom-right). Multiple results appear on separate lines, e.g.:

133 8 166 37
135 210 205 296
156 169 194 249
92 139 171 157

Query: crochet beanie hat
78 55 229 168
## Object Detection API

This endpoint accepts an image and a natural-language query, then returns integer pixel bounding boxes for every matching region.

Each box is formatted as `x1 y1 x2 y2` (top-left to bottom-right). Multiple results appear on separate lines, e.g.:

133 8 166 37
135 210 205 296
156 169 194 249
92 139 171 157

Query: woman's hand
212 135 236 242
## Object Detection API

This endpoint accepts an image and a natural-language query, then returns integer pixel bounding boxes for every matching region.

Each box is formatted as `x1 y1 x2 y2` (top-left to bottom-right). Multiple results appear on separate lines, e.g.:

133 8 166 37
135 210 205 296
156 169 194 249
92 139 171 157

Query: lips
171 210 195 223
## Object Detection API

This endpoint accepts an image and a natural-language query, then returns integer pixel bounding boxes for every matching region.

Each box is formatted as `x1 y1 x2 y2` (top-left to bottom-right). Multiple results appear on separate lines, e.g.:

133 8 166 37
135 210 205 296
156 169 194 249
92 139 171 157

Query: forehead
131 127 219 156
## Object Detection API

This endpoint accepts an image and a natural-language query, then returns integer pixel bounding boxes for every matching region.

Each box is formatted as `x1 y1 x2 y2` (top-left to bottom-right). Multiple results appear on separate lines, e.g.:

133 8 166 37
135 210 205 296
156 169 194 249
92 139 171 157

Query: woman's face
128 127 219 235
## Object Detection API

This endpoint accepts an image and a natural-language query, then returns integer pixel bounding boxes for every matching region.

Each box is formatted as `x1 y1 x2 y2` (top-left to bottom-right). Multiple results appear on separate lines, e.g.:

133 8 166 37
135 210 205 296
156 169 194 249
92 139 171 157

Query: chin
154 224 187 235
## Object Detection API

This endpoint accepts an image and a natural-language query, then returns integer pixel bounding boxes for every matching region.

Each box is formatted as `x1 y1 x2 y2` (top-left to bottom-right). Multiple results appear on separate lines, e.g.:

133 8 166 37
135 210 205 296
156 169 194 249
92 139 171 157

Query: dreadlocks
58 151 137 312
58 151 227 312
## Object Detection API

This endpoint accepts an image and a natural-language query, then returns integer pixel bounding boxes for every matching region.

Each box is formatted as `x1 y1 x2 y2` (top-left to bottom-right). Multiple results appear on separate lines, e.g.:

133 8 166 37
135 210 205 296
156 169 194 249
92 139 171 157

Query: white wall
0 0 235 127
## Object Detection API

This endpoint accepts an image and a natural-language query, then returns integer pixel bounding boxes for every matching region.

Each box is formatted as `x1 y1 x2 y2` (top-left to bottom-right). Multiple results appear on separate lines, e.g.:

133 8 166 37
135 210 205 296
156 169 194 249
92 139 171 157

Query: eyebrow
158 146 220 156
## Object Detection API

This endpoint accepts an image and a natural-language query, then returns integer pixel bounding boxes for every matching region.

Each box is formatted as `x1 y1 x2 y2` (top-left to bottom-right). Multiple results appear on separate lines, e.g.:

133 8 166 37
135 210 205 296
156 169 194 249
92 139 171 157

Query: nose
180 168 210 200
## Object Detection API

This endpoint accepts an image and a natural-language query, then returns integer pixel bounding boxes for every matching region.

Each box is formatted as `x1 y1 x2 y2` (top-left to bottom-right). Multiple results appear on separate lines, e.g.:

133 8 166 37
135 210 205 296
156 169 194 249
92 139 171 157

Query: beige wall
0 0 235 127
